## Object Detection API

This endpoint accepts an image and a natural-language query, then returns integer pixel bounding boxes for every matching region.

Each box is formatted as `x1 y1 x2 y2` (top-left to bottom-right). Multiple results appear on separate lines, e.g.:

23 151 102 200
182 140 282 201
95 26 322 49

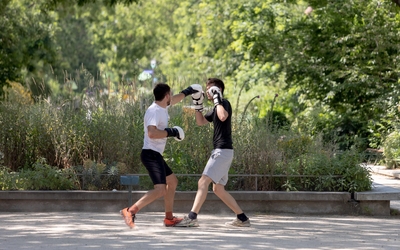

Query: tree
85 1 171 83
50 5 103 84
277 0 400 146
0 1 57 98
0 0 140 98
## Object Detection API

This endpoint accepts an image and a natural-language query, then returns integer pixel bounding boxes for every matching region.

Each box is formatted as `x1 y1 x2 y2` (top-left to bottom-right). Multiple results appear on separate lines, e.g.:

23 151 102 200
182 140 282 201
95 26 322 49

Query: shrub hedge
0 95 372 192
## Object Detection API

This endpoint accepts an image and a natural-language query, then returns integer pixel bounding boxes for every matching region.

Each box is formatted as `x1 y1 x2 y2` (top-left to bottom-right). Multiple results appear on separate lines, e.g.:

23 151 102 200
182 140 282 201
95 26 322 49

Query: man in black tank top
176 78 250 227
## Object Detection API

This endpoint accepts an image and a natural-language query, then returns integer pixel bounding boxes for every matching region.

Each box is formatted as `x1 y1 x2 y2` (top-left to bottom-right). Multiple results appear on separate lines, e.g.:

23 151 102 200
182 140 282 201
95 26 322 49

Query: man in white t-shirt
120 83 199 228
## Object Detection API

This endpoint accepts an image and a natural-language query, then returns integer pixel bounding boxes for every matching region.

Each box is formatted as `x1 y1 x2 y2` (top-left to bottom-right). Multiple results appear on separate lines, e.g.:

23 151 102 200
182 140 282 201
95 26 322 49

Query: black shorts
141 149 173 185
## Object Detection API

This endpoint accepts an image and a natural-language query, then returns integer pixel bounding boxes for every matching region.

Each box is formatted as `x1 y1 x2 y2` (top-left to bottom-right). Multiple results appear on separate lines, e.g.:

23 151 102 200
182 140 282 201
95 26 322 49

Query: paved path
0 166 399 250
0 211 399 249
368 165 400 211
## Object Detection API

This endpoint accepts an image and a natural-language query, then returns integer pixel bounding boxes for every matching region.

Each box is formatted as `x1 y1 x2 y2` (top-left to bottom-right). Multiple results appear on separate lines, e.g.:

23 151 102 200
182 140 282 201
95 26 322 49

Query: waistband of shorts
213 148 234 152
142 148 162 156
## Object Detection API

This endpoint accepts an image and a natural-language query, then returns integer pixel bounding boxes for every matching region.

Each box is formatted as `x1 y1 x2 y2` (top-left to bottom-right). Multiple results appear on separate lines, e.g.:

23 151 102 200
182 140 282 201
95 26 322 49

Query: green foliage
2 0 385 192
18 158 78 190
382 131 400 169
41 0 139 9
1 161 77 191
0 85 148 171
73 159 130 190
277 0 400 149
0 1 57 97
0 92 372 192
50 8 102 82
296 149 373 192
0 167 19 190
231 119 372 192
2 0 400 152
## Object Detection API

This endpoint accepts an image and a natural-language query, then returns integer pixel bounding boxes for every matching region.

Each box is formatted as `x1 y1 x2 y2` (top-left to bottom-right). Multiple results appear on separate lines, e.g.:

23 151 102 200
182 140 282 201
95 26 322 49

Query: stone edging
1 190 397 216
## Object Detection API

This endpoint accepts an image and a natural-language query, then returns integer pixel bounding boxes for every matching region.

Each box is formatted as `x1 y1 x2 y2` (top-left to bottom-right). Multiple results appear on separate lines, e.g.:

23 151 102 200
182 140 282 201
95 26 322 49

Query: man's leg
191 175 213 213
163 174 183 226
120 184 166 228
175 175 212 227
213 183 250 227
213 183 243 214
131 184 166 212
164 174 178 212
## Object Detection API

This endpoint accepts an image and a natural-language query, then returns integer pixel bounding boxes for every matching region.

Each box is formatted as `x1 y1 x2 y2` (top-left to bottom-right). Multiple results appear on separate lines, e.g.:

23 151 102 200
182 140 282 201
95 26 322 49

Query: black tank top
205 99 233 149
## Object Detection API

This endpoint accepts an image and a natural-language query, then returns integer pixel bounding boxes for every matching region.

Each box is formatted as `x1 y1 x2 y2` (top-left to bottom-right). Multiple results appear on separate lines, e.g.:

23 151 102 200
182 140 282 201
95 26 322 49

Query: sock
129 204 139 215
237 213 248 222
165 212 173 220
188 211 197 220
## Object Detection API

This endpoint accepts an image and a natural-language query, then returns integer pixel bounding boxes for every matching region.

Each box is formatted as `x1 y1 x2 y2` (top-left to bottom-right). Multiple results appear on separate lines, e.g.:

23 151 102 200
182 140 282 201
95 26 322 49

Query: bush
230 120 372 192
1 159 78 190
74 159 131 190
20 159 78 190
0 166 19 190
382 131 400 169
0 89 373 192
0 95 147 172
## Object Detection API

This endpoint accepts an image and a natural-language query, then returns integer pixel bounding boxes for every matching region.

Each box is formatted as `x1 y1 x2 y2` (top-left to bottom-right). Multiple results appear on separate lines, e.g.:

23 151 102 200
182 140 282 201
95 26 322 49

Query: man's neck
155 100 167 108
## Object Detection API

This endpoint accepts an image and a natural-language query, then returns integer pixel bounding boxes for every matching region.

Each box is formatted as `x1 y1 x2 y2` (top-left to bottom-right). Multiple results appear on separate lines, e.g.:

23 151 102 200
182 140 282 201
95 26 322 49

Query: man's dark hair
153 83 170 101
206 78 225 95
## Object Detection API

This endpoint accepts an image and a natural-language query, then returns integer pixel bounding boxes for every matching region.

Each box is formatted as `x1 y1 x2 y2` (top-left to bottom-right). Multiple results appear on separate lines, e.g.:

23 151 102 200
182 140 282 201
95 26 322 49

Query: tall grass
0 94 148 172
0 83 372 192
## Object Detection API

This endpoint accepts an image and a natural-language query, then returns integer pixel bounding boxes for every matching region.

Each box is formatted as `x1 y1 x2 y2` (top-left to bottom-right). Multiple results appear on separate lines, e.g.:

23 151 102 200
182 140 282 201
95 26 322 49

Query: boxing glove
181 84 200 97
165 126 185 141
208 86 223 106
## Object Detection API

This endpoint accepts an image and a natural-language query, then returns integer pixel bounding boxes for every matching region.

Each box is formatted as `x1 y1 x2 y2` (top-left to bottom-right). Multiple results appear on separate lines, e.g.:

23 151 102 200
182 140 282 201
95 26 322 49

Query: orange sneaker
163 216 183 227
120 208 135 228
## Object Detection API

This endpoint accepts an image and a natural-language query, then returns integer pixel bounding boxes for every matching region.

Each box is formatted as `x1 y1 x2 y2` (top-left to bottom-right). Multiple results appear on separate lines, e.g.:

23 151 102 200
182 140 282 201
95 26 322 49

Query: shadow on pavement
0 212 399 250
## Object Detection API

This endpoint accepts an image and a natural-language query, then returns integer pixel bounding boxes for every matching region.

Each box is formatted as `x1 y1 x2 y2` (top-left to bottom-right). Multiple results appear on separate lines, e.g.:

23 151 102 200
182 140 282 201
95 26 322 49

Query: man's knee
154 184 167 197
198 175 212 189
213 183 226 195
166 174 178 189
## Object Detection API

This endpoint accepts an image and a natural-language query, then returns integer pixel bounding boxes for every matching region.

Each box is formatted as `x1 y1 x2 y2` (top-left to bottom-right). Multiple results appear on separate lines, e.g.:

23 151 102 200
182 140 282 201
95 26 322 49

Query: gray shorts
203 149 233 186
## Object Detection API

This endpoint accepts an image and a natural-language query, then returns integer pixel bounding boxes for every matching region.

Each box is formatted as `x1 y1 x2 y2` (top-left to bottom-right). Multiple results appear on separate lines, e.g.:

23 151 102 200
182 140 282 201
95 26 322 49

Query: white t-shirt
142 102 169 154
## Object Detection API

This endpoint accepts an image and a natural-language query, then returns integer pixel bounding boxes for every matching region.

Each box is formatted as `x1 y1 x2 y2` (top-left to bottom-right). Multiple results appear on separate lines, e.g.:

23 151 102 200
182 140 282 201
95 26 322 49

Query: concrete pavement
0 166 399 249
0 211 399 249
368 165 400 211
